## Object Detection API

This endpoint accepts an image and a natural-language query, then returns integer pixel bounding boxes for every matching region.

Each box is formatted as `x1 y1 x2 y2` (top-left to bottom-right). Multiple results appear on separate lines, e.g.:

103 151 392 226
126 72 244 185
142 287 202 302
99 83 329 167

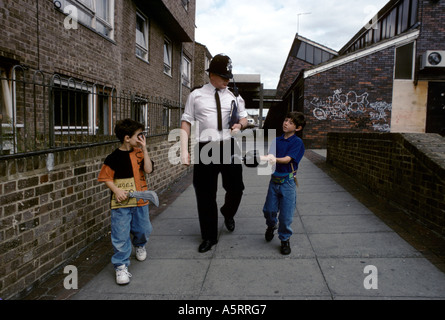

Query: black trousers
193 139 245 242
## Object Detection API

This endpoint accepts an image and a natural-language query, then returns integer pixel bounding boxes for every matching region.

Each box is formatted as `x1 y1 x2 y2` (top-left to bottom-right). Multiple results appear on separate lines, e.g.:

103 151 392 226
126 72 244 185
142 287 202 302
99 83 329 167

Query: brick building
0 0 197 299
269 0 445 148
193 42 212 88
265 35 337 136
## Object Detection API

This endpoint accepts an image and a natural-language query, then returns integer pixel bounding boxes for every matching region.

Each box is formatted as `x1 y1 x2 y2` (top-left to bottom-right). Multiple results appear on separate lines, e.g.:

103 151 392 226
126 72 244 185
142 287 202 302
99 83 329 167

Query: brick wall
327 132 445 238
303 47 395 148
276 57 312 99
194 43 212 88
0 137 190 299
0 0 195 299
416 0 445 55
0 0 193 102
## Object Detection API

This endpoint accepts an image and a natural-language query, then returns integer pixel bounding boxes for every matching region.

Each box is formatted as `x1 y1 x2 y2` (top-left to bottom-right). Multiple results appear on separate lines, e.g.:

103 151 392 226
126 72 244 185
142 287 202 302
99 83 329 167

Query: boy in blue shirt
262 112 306 255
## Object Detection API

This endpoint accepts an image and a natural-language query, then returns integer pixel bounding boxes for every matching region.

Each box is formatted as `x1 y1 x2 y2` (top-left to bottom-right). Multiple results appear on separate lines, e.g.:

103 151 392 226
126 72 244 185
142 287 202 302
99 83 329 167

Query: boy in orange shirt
98 119 153 285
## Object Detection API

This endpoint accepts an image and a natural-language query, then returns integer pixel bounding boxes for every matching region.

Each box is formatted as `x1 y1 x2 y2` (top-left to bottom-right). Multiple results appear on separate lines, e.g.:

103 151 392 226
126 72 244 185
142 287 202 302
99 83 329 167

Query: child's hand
114 189 128 203
265 154 276 164
137 133 146 148
260 154 276 164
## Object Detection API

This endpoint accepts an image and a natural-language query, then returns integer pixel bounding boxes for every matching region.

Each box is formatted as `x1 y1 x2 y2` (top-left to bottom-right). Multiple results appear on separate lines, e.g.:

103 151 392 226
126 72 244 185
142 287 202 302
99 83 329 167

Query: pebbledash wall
327 132 445 239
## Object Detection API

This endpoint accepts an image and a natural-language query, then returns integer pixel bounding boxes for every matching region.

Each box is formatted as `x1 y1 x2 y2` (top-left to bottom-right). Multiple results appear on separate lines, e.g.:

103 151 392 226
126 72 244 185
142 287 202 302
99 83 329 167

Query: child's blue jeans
263 177 297 242
111 205 152 269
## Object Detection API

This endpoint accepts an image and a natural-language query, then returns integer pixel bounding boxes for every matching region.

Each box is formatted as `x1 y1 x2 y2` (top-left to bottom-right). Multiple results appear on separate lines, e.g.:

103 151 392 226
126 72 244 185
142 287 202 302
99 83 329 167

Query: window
96 88 112 135
182 0 190 11
402 2 410 33
314 48 322 65
0 68 12 123
56 0 115 39
134 97 149 132
51 78 107 136
388 10 397 38
52 82 90 135
0 67 14 154
305 44 314 64
136 11 149 61
295 40 335 65
162 105 169 127
410 0 418 27
395 42 415 80
343 0 419 54
182 55 191 87
164 38 172 76
297 42 306 60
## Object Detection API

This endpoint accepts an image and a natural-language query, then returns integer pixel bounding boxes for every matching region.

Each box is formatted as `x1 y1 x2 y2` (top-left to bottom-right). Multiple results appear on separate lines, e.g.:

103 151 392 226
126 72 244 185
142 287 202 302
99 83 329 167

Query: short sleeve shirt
98 148 148 206
270 134 305 174
181 83 248 142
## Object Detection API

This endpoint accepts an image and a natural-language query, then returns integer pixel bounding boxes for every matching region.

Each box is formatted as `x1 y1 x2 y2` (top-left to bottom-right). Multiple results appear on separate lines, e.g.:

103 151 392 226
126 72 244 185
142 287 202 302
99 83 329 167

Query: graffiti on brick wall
309 89 391 132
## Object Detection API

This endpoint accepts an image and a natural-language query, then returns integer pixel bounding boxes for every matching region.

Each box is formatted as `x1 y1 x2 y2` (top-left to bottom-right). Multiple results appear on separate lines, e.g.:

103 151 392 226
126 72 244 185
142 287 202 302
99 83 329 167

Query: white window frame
1 67 16 153
56 0 115 39
164 37 172 77
182 55 191 88
136 10 149 61
1 68 13 123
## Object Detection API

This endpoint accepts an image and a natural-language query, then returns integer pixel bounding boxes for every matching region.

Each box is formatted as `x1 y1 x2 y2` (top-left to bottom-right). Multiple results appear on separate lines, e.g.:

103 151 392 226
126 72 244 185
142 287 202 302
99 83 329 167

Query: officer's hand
181 151 191 166
231 123 242 135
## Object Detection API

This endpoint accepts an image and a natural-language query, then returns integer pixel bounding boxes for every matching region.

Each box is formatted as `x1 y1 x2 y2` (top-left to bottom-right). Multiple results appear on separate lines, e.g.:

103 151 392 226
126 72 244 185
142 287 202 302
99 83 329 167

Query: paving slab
318 257 445 299
68 153 445 302
200 259 331 299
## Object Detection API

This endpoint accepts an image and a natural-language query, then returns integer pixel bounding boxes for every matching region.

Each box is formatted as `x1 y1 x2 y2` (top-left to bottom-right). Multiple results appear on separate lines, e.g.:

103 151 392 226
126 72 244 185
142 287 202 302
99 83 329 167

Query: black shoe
265 225 277 242
198 240 217 253
224 218 235 232
280 240 291 255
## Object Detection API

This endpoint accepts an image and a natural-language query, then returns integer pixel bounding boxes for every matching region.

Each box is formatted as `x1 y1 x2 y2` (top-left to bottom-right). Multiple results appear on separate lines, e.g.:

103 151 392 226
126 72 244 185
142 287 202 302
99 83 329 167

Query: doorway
426 82 445 136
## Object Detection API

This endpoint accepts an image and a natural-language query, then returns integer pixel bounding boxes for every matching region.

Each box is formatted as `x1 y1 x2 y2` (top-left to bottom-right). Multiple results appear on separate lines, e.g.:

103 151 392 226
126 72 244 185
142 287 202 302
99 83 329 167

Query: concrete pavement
71 150 445 300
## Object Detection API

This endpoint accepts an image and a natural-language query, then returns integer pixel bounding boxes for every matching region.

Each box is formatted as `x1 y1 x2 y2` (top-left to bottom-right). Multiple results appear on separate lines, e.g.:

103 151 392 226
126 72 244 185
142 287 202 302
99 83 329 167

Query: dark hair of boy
286 111 306 130
114 119 145 143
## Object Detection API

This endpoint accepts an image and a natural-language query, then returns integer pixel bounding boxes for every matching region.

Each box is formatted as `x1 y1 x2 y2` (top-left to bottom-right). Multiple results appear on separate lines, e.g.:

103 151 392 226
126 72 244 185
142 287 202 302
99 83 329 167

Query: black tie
215 89 223 131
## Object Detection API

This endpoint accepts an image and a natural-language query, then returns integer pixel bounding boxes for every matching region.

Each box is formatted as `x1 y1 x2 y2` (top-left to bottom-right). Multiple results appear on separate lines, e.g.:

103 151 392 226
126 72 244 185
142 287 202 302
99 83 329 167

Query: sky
195 0 390 89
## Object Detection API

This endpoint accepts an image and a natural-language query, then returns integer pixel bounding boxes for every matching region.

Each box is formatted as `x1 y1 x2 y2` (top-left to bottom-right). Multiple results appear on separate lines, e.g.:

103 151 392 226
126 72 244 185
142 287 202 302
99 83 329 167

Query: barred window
52 81 91 135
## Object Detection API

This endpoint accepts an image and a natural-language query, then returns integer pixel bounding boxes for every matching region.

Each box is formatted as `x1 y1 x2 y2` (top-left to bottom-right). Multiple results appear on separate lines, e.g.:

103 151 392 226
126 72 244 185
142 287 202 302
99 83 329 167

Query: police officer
180 54 248 253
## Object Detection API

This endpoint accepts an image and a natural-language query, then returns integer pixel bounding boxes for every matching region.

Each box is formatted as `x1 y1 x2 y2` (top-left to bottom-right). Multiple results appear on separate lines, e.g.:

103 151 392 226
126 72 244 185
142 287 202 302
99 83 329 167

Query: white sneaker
135 246 147 261
115 265 131 285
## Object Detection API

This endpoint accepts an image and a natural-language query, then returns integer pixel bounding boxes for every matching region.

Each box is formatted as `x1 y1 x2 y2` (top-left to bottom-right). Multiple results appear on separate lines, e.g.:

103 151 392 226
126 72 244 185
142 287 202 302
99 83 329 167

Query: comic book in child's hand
111 177 138 209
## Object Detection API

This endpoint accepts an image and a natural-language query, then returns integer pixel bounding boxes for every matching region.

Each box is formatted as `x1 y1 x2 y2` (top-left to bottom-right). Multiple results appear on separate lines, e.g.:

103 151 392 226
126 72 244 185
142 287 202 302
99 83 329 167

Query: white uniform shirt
181 83 248 142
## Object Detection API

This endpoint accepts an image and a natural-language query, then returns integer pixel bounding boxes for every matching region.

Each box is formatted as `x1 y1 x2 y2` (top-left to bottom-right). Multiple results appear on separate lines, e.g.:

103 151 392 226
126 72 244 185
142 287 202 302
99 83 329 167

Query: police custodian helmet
206 54 233 79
